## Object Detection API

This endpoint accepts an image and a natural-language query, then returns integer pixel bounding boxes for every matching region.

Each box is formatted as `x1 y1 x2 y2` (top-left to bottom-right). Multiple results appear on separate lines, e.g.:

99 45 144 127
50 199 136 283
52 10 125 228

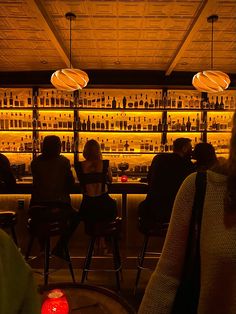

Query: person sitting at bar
30 135 80 259
0 229 40 314
75 139 117 222
138 137 195 223
192 142 218 171
138 112 236 314
0 153 16 192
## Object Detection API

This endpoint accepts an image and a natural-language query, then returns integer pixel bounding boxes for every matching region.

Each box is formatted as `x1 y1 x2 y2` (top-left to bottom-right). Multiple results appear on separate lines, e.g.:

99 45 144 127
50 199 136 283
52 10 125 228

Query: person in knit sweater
138 113 236 314
0 229 40 314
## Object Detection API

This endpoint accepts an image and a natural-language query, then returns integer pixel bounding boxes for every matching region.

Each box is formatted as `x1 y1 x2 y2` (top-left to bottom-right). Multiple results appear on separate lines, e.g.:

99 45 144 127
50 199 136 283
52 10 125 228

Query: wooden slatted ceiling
0 0 235 74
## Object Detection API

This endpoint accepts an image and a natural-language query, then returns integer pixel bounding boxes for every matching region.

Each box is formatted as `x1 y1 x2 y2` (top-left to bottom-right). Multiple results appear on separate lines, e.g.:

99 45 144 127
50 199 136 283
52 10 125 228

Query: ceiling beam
26 0 72 68
165 0 217 76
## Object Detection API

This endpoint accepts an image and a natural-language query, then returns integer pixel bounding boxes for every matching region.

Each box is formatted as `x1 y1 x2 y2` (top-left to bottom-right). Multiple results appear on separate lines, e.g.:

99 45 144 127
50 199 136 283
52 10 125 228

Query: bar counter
0 181 164 269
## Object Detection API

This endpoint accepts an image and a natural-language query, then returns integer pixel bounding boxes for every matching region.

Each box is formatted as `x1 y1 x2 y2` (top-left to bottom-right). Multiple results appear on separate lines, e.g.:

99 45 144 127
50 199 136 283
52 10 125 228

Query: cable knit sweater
138 170 236 314
0 229 40 314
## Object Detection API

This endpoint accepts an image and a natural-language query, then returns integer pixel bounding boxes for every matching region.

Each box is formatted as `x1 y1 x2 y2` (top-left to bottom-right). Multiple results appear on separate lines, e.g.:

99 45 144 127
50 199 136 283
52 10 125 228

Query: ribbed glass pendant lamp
51 12 89 91
192 15 230 93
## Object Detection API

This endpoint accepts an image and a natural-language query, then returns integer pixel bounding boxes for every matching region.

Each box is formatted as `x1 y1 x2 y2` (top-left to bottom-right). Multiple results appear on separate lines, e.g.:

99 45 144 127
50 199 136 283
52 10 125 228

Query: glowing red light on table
121 175 128 182
41 289 69 314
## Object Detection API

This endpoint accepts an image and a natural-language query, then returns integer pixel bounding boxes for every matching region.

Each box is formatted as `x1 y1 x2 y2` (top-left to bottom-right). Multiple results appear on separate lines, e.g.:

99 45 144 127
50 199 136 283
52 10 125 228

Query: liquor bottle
230 96 235 109
133 117 136 131
91 115 95 130
224 96 229 110
105 114 109 130
66 137 71 152
144 140 149 151
149 98 154 108
167 93 171 108
148 119 152 131
215 96 220 110
3 93 8 107
14 95 19 107
134 95 138 108
9 92 13 107
128 96 133 108
196 113 200 131
87 92 91 107
139 94 144 108
154 92 159 108
220 96 224 110
144 95 149 108
158 119 162 132
96 117 100 129
171 92 176 108
163 92 167 108
154 141 159 153
124 140 129 151
118 140 124 151
60 93 65 106
149 140 153 151
189 96 194 109
209 96 215 109
101 116 105 130
140 140 145 152
112 97 117 109
82 120 87 131
101 139 105 151
181 118 186 131
96 93 101 108
177 96 182 109
107 96 111 108
183 95 189 109
194 96 200 109
186 116 191 131
175 119 181 131
168 115 172 130
111 140 117 152
123 96 127 109
55 91 60 106
87 116 91 131
91 93 96 107
101 92 105 107
50 91 55 106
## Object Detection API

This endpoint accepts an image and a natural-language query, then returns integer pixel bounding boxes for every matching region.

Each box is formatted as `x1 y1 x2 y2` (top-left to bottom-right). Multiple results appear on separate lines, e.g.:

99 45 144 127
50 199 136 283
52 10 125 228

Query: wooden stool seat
25 205 75 285
82 217 122 291
0 211 18 245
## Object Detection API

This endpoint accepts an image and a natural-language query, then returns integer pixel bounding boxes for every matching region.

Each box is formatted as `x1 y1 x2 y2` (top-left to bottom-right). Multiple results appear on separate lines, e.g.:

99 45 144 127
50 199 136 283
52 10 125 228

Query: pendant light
192 15 230 93
51 12 89 91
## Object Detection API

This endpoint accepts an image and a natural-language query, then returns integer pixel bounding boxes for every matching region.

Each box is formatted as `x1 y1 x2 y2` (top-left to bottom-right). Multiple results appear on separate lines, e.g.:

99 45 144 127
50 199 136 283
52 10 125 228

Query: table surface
39 283 136 314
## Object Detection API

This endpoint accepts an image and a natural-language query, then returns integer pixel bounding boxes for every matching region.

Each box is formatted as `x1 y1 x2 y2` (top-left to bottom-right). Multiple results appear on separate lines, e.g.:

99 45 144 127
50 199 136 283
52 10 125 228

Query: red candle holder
121 175 128 182
41 289 69 314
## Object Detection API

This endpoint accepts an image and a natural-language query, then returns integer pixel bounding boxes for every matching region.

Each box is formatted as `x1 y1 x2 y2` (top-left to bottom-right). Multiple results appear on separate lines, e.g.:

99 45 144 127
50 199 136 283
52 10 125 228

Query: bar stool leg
81 237 96 283
44 238 50 286
64 246 76 283
134 235 149 294
111 236 121 292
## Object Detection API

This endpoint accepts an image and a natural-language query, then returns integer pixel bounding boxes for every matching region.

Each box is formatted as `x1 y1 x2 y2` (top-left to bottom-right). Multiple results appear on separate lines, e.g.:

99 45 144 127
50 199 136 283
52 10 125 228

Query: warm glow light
51 69 89 91
41 289 69 314
121 175 128 182
192 70 230 93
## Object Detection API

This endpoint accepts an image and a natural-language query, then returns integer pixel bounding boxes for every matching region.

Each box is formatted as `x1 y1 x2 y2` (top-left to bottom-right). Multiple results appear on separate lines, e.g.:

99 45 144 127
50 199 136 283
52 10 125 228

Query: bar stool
25 205 75 285
134 218 169 294
81 217 122 291
0 211 18 246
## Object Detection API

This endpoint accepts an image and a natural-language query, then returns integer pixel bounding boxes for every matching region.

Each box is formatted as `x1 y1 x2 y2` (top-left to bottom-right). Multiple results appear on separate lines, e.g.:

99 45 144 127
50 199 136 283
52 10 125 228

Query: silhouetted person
30 135 79 259
193 142 218 171
0 153 16 191
139 138 195 223
75 139 117 222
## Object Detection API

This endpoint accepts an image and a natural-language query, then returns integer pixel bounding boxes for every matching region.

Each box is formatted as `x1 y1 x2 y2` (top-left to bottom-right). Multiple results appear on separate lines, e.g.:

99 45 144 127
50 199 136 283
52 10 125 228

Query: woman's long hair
224 112 236 212
83 139 102 161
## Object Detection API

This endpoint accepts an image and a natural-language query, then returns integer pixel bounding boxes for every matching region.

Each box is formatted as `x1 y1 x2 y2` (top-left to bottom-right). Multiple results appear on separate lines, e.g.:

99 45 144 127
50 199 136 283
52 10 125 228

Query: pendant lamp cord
211 18 214 70
69 16 72 69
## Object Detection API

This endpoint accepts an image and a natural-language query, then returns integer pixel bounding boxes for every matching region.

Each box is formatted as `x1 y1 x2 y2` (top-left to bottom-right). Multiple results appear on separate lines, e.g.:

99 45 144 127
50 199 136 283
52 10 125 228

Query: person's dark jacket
140 153 195 223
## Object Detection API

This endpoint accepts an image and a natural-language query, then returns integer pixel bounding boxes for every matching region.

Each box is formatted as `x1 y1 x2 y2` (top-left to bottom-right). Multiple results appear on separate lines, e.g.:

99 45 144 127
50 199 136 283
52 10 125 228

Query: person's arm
65 159 75 188
138 173 197 314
